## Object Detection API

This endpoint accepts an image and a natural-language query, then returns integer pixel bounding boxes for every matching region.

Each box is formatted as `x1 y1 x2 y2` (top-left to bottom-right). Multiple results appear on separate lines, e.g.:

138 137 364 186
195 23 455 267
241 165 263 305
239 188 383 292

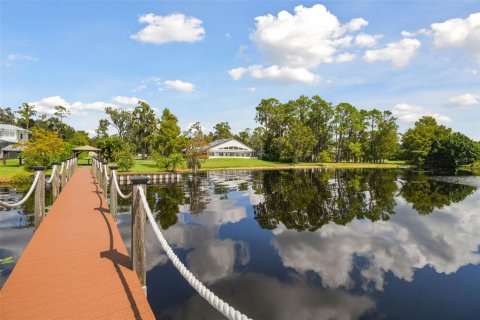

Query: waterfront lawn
0 159 27 182
129 158 407 173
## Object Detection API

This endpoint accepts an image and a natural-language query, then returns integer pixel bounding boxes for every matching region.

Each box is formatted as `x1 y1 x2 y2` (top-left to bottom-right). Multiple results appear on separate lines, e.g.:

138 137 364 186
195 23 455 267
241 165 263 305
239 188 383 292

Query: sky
1 0 479 139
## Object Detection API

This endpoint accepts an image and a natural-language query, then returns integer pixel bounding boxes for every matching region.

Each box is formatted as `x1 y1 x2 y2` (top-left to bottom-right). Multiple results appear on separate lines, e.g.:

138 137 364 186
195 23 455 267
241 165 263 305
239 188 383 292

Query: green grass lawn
128 158 408 173
0 159 53 183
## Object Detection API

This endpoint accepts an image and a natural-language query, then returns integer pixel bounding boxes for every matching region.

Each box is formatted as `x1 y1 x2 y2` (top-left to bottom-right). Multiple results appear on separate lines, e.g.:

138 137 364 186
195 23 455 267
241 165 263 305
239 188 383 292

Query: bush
114 145 135 172
11 172 33 190
22 129 67 170
318 151 332 163
152 152 185 171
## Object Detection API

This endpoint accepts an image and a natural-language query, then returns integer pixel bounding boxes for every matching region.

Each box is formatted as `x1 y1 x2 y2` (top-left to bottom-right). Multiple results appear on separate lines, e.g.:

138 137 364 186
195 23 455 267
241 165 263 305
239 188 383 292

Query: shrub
11 172 33 190
22 129 67 170
114 145 135 172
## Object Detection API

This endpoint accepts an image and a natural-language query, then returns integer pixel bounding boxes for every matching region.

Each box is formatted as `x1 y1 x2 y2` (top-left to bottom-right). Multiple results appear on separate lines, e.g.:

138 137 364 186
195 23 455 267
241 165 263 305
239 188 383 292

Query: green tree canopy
426 132 480 167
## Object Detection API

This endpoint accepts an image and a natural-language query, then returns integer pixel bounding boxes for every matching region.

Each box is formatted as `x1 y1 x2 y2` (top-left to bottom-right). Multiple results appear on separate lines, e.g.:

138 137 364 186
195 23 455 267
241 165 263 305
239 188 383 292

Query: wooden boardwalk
0 167 155 319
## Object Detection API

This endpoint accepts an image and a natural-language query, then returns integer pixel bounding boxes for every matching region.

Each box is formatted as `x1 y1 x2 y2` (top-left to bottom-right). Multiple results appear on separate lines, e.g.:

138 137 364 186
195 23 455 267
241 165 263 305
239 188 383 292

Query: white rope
46 165 57 184
0 172 41 208
138 188 252 320
112 171 132 199
59 162 65 175
104 166 109 182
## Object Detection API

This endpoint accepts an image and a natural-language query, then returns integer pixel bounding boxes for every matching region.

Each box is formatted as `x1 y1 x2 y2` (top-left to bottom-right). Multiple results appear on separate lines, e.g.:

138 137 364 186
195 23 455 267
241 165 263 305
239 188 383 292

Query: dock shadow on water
3 168 480 319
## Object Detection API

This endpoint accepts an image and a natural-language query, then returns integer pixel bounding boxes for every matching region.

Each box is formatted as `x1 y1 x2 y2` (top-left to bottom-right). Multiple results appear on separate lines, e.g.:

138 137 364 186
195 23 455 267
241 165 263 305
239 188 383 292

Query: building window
20 133 23 139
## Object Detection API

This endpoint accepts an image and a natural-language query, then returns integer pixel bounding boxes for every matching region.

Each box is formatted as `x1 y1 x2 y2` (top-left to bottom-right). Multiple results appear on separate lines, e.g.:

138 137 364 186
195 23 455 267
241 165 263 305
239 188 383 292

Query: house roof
1 144 26 152
0 124 31 133
72 145 101 152
207 138 256 152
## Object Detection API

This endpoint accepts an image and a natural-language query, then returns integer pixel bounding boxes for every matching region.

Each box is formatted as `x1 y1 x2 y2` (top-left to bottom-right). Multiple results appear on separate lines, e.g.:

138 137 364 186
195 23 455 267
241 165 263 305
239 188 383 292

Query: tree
402 116 451 165
426 132 480 168
132 101 157 159
114 144 135 171
306 96 334 161
21 129 67 169
185 122 208 174
17 103 37 130
236 128 251 145
156 108 183 156
96 136 124 162
54 105 70 124
96 119 110 138
105 107 132 141
69 131 90 146
0 107 16 124
280 122 315 163
213 122 233 140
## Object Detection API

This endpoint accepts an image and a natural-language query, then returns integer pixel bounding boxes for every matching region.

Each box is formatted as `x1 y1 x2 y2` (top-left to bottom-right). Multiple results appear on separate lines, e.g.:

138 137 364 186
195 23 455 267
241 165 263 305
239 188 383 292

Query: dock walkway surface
0 167 155 319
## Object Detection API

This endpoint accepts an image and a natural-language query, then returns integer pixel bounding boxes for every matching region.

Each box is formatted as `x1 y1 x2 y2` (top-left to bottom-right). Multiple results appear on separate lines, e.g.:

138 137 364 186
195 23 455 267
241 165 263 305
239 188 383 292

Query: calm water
1 169 479 319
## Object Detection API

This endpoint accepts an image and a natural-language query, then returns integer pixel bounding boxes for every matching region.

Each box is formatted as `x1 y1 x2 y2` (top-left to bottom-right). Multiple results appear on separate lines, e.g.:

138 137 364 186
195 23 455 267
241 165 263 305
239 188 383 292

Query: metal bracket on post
130 176 149 296
33 166 46 230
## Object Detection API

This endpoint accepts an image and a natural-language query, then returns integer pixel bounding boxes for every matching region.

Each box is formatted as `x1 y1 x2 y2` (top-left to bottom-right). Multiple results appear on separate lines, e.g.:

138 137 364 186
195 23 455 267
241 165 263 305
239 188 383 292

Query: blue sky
1 1 479 139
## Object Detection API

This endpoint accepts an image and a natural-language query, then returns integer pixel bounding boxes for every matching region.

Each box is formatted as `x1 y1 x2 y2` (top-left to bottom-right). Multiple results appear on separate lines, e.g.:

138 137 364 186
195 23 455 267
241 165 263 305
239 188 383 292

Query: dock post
52 162 60 200
61 160 67 190
33 166 46 230
130 176 149 296
108 165 119 221
102 161 108 195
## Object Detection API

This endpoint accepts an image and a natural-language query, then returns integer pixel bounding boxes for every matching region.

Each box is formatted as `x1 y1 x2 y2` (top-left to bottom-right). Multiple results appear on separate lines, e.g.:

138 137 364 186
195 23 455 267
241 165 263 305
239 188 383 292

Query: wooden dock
0 167 155 319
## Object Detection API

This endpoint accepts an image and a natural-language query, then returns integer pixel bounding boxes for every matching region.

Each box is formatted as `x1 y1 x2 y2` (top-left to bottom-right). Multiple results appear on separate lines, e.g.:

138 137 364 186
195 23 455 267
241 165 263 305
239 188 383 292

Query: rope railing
138 187 252 320
46 164 57 184
59 162 65 175
0 172 40 208
112 171 132 199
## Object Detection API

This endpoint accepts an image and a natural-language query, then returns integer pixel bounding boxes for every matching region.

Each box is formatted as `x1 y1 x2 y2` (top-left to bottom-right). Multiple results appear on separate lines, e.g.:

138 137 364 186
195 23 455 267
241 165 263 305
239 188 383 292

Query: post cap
108 165 119 170
33 166 46 171
129 176 150 184
52 162 59 165
102 160 108 165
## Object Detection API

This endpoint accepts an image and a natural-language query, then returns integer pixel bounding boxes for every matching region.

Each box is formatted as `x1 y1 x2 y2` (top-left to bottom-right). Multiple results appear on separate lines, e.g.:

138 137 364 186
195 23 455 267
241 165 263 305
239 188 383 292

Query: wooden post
33 166 46 230
130 176 149 295
52 162 60 200
108 165 119 221
102 161 108 196
61 160 67 190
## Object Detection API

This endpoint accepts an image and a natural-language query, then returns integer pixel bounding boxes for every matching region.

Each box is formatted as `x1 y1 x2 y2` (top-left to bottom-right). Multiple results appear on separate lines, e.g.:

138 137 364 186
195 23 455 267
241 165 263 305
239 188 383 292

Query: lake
1 169 479 319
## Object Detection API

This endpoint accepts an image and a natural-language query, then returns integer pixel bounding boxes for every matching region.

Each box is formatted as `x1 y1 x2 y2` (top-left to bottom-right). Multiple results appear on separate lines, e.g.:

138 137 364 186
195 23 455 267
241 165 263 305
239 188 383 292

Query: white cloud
273 192 480 291
235 44 249 61
364 38 421 67
401 28 432 38
431 12 480 61
131 13 205 44
354 33 382 47
3 53 38 67
335 52 356 63
164 80 195 93
29 96 122 116
392 103 451 123
250 4 368 69
346 18 369 31
112 96 142 106
446 93 479 107
228 65 320 84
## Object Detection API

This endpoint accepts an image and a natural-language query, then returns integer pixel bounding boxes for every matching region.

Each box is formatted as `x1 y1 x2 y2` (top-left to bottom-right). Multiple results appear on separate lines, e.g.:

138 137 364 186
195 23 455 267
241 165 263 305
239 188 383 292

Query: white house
207 138 258 158
0 124 31 160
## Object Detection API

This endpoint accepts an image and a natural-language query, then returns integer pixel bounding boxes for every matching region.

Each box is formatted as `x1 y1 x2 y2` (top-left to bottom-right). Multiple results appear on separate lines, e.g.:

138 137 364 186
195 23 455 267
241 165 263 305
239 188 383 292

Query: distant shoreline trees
2 95 478 170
